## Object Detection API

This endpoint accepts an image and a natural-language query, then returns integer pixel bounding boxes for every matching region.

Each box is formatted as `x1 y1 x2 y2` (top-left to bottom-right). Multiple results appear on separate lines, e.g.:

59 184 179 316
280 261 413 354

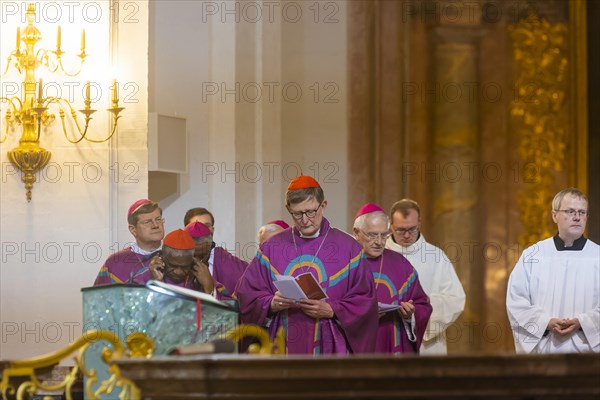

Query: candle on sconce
56 26 61 50
81 29 86 53
112 79 118 105
16 27 20 50
37 79 43 103
85 80 91 102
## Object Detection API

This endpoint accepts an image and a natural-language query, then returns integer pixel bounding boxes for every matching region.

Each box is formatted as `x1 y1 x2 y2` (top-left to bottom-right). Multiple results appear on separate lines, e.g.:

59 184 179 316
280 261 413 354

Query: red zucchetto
163 229 195 250
287 175 321 190
355 203 385 218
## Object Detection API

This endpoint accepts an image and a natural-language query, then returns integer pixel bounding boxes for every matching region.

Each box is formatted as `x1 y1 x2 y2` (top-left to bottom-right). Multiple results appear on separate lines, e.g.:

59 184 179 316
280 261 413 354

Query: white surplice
386 234 466 355
506 237 600 354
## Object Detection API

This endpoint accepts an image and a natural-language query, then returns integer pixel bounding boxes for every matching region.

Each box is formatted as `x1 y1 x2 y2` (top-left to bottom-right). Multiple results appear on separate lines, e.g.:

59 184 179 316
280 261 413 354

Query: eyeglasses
138 217 165 226
289 203 323 220
361 230 392 241
393 226 419 235
556 209 589 218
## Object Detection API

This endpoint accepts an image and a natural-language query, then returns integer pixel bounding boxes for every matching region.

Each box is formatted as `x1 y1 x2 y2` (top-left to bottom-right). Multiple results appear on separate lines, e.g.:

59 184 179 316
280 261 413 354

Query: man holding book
353 203 432 354
237 176 378 354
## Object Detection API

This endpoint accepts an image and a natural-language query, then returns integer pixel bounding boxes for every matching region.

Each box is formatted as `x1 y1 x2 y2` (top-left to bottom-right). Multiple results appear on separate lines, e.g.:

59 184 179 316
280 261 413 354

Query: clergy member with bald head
94 199 165 285
237 176 378 354
353 203 431 354
184 221 247 300
147 229 214 293
258 220 290 245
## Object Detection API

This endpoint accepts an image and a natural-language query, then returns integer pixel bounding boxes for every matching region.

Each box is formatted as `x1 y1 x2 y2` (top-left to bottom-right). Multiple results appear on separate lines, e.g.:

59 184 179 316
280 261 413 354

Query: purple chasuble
368 249 432 354
94 247 155 285
94 247 205 291
212 246 248 301
237 218 378 355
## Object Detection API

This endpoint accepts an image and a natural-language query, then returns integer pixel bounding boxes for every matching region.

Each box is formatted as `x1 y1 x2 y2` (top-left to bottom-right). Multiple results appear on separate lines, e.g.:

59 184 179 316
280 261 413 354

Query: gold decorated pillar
509 13 569 247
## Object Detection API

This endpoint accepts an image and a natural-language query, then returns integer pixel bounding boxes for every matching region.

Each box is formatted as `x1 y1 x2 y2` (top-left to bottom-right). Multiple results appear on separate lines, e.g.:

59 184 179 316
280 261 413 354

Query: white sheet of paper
378 302 400 313
273 275 308 300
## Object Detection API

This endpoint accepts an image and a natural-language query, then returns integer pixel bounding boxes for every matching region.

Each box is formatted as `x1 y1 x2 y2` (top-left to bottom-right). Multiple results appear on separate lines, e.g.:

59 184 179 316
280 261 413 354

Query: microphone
168 339 237 355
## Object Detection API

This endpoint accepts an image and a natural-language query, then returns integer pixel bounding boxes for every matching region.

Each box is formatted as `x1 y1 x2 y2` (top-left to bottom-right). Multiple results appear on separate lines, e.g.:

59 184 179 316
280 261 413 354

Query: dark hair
285 187 325 206
128 202 161 225
183 207 215 226
390 199 421 219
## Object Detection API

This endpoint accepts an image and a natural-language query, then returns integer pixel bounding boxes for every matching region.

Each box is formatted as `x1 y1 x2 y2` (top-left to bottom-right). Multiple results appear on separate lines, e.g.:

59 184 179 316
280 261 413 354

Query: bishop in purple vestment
353 204 432 354
237 176 378 355
94 199 164 285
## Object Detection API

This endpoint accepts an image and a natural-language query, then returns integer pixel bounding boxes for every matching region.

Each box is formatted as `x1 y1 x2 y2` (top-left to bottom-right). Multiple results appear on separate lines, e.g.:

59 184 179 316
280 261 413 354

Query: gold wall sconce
1 3 124 202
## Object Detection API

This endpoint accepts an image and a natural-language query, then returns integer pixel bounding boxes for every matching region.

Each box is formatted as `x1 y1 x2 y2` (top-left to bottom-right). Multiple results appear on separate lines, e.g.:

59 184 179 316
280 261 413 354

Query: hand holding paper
398 300 415 319
378 302 400 313
271 291 296 312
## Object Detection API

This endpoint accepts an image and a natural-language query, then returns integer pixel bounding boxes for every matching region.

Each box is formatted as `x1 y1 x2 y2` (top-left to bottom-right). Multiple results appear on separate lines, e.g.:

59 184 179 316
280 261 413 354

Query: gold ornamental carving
0 330 152 400
508 13 568 247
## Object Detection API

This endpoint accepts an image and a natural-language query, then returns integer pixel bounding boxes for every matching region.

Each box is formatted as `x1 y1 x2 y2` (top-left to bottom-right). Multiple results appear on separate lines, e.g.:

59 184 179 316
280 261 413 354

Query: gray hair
162 246 194 258
260 223 284 234
353 211 390 231
257 223 284 242
552 188 588 211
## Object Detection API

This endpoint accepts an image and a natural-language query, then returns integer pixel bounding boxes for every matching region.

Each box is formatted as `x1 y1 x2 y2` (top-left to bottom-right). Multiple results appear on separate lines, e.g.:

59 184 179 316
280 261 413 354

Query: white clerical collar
299 229 321 238
130 243 162 256
386 234 423 255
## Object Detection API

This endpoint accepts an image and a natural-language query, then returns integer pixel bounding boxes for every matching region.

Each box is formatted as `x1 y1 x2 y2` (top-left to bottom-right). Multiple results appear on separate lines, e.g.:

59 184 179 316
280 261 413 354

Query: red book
273 272 327 301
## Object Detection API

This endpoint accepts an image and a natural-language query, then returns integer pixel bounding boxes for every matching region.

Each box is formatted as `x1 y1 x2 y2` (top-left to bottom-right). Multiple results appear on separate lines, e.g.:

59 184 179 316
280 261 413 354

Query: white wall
0 0 149 359
280 0 349 230
151 0 349 262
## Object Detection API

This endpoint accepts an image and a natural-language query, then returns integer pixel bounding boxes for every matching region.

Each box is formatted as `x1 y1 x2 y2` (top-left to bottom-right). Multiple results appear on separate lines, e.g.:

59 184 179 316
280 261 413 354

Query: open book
146 280 233 309
273 272 328 301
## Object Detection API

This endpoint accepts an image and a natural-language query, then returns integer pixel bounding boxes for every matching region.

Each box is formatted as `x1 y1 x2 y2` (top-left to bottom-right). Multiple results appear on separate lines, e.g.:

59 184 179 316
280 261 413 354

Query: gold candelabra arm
52 97 93 144
57 52 85 77
2 3 124 202
1 116 9 143
37 49 60 74
1 96 22 143
3 52 20 76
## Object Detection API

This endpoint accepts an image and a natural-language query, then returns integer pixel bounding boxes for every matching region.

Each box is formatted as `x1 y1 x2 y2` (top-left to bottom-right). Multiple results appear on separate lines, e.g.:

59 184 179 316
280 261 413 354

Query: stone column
428 4 482 353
